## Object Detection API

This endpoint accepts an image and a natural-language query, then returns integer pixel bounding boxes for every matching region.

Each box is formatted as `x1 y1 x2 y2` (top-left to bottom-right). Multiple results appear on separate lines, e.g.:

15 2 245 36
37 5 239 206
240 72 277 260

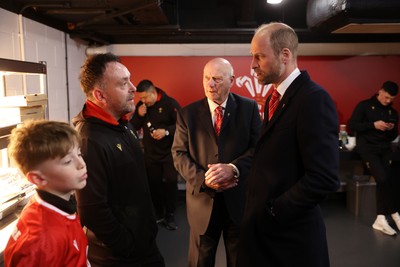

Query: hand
151 129 167 140
138 104 147 117
374 120 393 131
204 163 238 191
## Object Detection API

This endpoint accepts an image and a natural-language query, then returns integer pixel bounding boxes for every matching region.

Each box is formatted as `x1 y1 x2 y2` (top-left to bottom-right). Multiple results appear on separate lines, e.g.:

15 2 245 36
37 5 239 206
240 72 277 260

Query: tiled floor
156 192 400 267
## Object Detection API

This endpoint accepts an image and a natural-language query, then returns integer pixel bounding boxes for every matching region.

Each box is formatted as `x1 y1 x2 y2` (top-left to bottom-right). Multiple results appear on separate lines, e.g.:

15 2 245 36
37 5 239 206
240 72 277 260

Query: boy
4 120 90 267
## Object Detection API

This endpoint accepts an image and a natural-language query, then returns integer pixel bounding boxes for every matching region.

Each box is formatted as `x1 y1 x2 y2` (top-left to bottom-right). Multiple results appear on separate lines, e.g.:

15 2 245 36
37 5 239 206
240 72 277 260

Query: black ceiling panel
0 0 399 45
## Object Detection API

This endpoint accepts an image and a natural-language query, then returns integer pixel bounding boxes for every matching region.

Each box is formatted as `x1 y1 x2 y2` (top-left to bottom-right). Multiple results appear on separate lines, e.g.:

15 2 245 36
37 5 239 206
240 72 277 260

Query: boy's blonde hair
8 120 81 175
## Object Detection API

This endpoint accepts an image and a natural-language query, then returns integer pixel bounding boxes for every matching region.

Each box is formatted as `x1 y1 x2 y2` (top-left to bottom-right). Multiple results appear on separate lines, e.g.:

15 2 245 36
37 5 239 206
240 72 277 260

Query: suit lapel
220 93 236 135
260 71 309 137
198 94 237 141
198 98 218 141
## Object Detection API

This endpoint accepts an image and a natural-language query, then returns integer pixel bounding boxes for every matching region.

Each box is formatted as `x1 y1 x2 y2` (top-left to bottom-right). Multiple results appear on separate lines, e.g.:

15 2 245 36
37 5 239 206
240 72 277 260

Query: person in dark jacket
348 81 400 236
237 22 340 267
72 53 165 266
131 79 181 230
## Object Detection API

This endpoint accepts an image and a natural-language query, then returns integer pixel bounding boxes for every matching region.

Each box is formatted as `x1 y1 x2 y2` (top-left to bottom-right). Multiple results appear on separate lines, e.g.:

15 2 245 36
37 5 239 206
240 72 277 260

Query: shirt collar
275 68 301 98
207 97 228 114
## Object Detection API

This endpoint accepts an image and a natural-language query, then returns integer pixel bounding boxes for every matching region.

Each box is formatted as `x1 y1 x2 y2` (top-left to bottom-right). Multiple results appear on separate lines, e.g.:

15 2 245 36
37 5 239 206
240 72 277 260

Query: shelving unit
0 58 47 265
0 58 48 126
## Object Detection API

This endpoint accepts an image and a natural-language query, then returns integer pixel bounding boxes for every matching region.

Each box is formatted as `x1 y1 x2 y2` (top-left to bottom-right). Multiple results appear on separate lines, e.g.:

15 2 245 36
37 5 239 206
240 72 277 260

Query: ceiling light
267 0 283 4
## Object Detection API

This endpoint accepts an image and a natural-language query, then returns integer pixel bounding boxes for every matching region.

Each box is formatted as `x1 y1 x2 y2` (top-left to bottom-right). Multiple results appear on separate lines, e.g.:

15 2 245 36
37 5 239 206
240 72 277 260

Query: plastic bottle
338 124 348 149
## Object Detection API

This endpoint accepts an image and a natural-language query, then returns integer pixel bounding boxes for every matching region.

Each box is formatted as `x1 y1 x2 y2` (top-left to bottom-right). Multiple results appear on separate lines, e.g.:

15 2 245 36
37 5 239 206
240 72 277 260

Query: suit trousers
189 193 240 267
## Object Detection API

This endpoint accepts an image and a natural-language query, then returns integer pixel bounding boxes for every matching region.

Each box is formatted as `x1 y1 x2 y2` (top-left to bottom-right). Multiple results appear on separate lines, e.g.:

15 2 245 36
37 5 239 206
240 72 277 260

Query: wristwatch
165 129 169 136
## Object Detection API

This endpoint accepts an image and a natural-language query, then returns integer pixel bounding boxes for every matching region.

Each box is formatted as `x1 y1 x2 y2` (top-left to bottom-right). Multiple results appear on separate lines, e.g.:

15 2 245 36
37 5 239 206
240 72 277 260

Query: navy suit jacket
238 71 340 267
172 93 261 235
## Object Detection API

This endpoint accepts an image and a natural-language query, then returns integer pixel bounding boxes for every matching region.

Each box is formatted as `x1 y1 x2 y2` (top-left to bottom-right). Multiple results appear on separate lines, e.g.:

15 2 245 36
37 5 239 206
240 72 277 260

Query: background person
4 120 89 267
72 53 165 266
348 81 400 236
131 79 181 230
237 22 340 267
172 57 262 267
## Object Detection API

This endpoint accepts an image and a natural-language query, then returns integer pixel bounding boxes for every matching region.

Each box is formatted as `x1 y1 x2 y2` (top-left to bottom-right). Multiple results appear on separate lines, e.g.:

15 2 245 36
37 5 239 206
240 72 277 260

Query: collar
83 100 130 125
275 68 301 99
207 96 228 114
373 94 392 109
156 89 162 102
36 189 77 215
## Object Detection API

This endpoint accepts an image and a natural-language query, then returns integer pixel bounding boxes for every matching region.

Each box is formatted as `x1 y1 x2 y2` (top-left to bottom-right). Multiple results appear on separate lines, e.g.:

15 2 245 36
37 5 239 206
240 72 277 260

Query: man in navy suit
237 23 340 267
172 57 261 267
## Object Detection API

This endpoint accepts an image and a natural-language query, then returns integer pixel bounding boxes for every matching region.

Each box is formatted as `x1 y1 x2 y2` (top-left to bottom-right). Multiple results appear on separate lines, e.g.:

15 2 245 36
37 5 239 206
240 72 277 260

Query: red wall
121 56 400 126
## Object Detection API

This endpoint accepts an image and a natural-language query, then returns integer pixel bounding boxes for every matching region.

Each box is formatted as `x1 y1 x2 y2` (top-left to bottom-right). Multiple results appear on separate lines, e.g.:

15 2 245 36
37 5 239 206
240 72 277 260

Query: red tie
214 106 223 136
268 89 280 120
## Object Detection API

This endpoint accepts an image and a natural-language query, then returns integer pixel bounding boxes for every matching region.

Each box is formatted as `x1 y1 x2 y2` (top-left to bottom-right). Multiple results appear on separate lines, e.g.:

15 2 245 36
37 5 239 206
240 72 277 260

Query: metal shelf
0 58 46 74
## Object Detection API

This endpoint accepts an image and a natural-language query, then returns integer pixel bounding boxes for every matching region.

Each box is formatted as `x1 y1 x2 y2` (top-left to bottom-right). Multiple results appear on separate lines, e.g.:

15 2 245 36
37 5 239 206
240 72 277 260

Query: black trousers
360 149 397 215
196 193 240 267
146 159 178 218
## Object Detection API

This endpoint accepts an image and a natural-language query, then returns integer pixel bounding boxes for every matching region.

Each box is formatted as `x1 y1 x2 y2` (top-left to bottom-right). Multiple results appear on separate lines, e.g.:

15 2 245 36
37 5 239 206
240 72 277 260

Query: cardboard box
0 106 45 123
0 94 47 107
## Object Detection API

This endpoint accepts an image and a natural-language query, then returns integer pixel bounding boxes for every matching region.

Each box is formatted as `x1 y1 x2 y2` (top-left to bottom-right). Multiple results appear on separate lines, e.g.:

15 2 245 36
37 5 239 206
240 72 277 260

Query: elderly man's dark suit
172 92 261 266
237 71 340 267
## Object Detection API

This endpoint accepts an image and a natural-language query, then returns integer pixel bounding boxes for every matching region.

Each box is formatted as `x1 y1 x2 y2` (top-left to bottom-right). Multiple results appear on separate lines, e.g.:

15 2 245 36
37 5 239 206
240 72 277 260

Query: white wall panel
66 38 87 120
0 8 88 122
0 10 20 59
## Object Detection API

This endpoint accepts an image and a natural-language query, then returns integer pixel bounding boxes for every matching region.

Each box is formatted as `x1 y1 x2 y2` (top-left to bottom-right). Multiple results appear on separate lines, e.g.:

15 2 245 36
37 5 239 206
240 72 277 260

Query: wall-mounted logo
236 69 272 120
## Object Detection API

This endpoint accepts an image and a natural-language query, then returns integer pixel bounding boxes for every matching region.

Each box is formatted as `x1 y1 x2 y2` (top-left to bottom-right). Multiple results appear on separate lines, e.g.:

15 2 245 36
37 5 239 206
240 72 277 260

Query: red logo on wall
235 69 272 120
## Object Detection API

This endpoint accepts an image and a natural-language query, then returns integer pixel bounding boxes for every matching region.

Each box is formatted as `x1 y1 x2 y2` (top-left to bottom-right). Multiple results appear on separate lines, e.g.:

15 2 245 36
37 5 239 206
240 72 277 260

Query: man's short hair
79 53 120 96
136 79 155 93
8 120 81 175
382 81 399 96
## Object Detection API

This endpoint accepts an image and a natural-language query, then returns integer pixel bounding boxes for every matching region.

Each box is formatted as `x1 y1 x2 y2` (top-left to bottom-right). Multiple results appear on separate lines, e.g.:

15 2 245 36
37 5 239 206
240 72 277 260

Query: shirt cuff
228 163 240 178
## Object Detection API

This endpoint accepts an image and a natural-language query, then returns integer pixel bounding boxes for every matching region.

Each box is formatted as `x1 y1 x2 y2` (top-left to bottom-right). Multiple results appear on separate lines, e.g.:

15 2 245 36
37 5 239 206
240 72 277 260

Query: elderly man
172 57 261 267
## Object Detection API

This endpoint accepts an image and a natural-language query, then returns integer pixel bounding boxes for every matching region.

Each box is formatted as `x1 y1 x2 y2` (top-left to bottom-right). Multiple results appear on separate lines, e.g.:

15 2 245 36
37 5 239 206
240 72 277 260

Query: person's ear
229 75 235 86
281 48 291 64
93 88 106 103
26 170 48 187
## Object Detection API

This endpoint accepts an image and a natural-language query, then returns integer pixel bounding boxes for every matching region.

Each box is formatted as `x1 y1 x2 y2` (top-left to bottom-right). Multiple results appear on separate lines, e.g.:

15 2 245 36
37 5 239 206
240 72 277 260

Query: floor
156 192 400 267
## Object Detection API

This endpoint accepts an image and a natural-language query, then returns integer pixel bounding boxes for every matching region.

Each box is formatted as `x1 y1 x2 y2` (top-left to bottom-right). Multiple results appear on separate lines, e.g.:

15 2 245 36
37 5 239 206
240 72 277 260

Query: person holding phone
348 80 400 236
131 79 181 230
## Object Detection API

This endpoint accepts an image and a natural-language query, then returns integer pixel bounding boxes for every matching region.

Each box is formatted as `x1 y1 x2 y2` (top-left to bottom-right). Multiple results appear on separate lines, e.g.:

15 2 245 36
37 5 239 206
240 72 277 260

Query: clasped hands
204 163 238 191
150 129 167 140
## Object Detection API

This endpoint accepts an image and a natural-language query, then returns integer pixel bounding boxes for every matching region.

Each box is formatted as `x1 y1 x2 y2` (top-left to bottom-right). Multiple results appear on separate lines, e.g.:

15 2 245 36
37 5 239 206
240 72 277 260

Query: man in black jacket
131 79 181 230
349 80 400 236
72 53 165 266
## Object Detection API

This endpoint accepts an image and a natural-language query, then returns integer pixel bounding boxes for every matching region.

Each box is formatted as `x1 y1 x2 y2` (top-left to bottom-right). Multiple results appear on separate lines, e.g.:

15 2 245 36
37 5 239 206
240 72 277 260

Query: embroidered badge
116 144 122 151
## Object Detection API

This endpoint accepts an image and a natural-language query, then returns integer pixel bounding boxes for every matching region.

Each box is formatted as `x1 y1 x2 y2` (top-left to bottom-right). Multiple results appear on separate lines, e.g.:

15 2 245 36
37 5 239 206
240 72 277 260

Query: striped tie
268 89 280 120
214 106 223 136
